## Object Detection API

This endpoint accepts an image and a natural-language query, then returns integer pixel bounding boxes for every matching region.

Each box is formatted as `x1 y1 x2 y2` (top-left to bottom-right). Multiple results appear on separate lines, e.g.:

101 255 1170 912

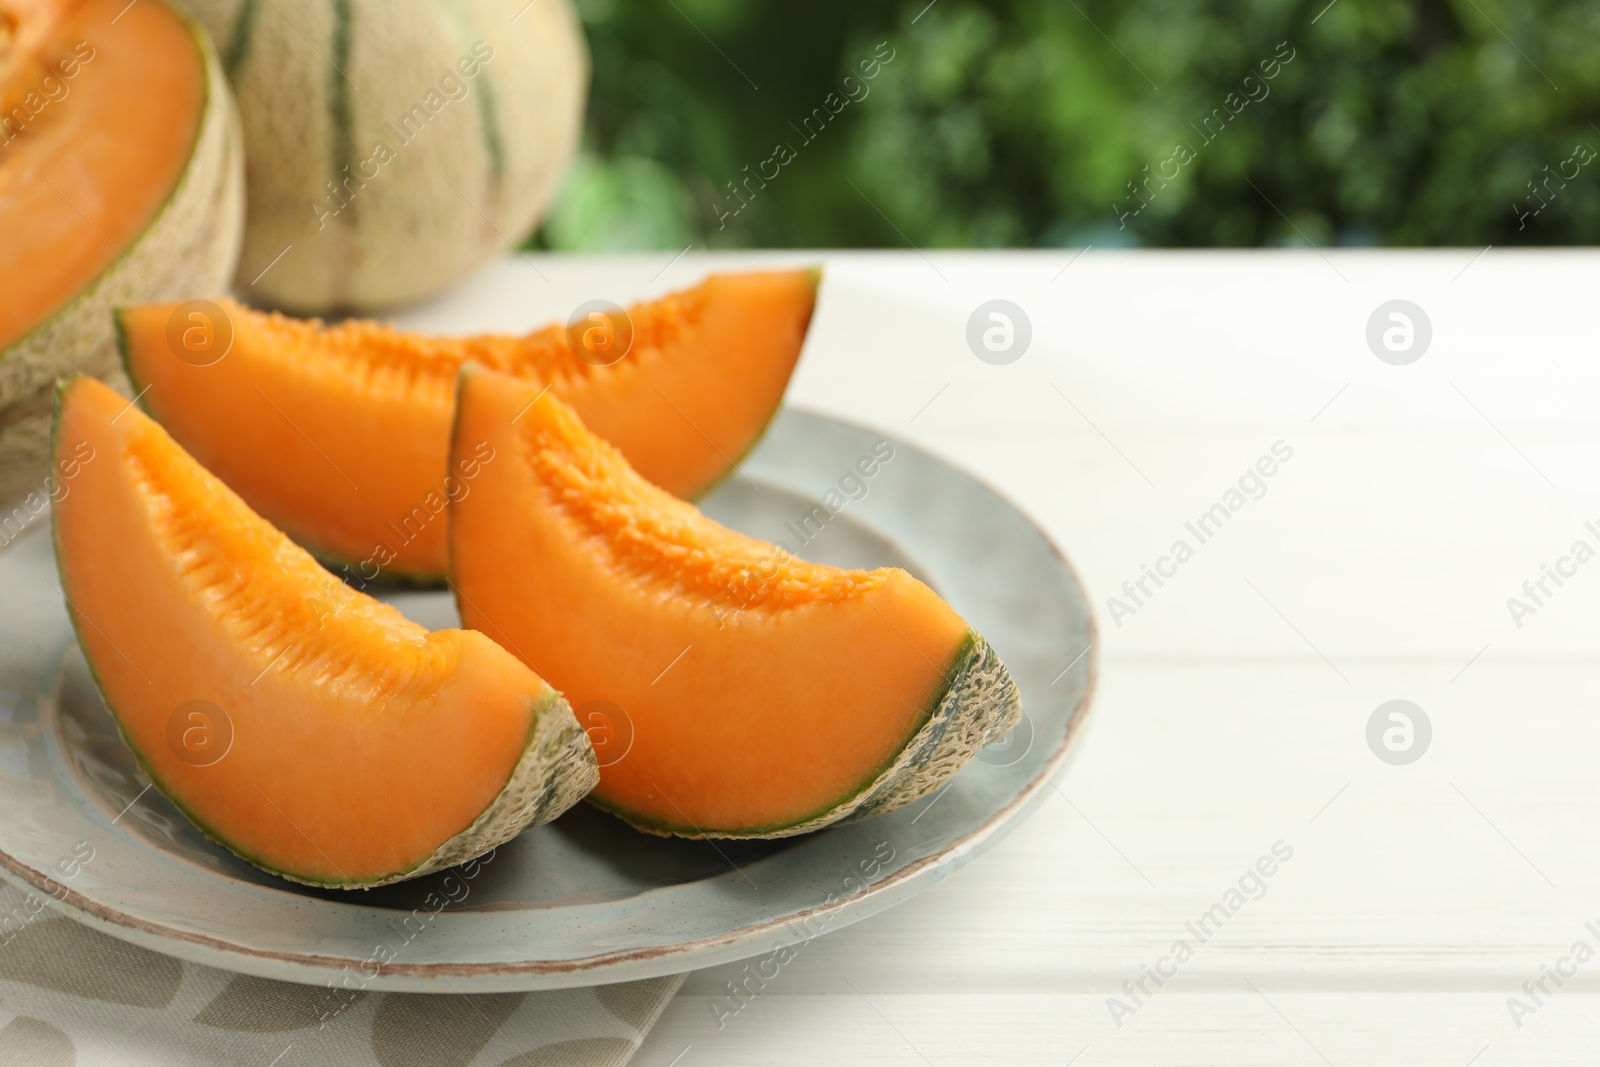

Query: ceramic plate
0 409 1096 992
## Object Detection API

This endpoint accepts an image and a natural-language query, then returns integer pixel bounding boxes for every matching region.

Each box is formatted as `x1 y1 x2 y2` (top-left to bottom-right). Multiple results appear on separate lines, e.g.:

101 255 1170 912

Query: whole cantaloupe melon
181 0 588 313
0 0 244 503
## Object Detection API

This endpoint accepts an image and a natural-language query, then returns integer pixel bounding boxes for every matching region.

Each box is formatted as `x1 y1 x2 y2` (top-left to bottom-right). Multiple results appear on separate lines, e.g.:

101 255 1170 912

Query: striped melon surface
182 0 588 313
0 0 243 502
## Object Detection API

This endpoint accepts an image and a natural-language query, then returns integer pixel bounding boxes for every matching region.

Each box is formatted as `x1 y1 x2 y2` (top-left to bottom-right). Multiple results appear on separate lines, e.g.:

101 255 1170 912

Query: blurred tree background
532 0 1600 250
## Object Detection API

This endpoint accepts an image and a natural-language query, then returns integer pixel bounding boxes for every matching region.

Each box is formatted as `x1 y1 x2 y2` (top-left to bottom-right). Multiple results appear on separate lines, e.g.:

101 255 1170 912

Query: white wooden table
398 248 1600 1066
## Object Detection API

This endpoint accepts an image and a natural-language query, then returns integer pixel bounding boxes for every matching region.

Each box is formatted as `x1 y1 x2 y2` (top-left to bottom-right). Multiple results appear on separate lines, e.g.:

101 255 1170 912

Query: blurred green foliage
533 0 1600 249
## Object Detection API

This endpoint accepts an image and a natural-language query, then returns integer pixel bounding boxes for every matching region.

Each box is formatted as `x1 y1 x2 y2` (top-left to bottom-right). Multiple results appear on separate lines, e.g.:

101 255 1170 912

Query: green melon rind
219 0 261 75
0 7 244 502
49 377 597 889
590 630 1024 840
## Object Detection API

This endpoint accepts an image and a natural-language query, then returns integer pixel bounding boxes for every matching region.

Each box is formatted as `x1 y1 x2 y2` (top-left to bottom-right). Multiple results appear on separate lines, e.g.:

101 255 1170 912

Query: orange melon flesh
52 375 589 886
115 269 819 580
0 0 202 349
449 367 979 836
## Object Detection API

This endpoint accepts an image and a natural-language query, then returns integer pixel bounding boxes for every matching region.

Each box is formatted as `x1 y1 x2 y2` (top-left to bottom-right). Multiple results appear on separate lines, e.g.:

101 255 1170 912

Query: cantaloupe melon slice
0 0 242 501
115 269 819 582
448 366 1022 838
51 375 596 888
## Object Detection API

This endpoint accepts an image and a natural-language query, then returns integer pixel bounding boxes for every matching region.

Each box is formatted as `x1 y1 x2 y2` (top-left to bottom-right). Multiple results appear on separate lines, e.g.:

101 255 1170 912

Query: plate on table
0 409 1096 992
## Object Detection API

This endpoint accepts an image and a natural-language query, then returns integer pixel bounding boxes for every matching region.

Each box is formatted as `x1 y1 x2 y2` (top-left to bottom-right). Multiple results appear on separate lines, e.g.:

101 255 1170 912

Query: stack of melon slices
50 269 1023 889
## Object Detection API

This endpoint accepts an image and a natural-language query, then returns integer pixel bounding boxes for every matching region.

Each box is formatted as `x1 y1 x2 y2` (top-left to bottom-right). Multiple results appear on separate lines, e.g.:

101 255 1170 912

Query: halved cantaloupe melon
448 366 1022 838
114 269 818 581
51 375 596 888
0 0 242 501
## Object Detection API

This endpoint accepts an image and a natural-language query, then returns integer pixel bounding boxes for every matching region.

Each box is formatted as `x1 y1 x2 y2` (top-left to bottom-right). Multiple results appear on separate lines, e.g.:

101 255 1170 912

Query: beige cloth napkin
0 881 683 1067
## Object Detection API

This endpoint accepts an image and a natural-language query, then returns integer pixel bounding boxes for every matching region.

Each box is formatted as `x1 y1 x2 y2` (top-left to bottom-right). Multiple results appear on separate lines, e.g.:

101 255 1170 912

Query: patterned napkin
0 880 682 1067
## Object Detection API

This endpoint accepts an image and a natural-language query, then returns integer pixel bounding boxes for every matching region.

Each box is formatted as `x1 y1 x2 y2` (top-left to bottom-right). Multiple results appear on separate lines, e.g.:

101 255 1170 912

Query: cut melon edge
590 631 1022 840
